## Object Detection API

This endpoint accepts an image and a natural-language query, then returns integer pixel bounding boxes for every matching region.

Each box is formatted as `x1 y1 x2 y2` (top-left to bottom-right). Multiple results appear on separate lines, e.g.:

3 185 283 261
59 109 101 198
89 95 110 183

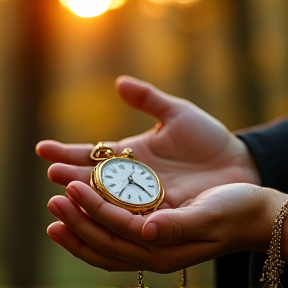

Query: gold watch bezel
90 157 164 215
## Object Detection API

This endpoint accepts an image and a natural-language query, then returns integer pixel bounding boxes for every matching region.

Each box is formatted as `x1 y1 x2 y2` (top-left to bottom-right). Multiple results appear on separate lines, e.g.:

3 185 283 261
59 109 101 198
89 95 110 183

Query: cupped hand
36 75 260 209
47 181 287 273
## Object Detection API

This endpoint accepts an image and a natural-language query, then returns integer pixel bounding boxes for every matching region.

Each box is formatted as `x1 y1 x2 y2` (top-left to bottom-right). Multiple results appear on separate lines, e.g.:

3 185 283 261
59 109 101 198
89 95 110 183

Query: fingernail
47 231 65 247
48 200 64 220
66 186 80 201
143 223 159 241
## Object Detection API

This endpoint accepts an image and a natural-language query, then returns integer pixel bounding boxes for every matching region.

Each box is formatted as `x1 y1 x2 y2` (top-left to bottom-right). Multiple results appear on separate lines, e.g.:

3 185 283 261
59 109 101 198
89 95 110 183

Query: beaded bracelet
260 199 288 288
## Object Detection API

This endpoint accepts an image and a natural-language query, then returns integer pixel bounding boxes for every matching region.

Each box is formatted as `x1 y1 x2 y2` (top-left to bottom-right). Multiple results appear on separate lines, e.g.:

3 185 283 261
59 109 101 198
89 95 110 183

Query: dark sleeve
237 118 288 193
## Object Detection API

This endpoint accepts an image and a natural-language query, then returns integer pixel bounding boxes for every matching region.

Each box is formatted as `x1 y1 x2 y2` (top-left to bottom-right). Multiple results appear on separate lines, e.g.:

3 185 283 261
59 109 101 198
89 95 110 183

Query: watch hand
118 180 129 198
129 178 153 198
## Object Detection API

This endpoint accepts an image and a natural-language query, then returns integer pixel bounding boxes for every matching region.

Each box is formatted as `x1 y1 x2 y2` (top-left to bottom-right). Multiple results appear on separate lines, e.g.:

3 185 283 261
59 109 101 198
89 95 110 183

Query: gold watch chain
137 269 186 288
138 270 146 288
179 269 187 288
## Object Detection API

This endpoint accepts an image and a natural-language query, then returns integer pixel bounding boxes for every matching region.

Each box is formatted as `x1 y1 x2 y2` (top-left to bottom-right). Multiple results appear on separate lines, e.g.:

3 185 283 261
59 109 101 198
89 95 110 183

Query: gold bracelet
260 199 288 288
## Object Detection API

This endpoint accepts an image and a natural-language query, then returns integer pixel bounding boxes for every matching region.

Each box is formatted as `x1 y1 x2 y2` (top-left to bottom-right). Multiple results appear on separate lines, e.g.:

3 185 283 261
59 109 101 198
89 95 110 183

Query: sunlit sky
60 0 127 18
59 0 199 18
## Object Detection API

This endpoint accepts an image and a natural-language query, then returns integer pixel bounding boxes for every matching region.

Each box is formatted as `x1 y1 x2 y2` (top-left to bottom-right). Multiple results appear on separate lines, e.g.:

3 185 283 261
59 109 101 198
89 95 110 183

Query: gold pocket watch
90 142 186 288
90 142 164 216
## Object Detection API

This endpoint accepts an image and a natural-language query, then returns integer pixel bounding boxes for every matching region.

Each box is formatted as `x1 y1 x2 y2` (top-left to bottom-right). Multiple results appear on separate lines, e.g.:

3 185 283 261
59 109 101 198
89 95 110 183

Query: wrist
233 136 261 185
244 188 287 254
257 189 288 255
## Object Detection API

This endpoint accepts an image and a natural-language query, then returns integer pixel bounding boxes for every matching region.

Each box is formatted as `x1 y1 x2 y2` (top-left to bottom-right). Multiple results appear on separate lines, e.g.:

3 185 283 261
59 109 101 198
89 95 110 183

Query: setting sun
60 0 112 18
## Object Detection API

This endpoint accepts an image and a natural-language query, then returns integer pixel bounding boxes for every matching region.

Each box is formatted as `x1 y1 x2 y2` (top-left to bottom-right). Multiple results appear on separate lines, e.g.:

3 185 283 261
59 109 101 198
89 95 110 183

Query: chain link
260 199 288 287
137 269 186 288
138 270 145 288
179 268 187 288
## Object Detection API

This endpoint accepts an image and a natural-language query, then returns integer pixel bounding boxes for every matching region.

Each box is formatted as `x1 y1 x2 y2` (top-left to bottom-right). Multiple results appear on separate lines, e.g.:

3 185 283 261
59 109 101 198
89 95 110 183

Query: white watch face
100 158 160 205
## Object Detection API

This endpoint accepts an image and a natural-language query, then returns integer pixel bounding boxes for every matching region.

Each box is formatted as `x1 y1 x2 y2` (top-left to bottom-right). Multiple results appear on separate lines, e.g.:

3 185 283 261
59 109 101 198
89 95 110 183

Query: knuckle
97 240 118 258
206 207 224 225
200 207 225 240
97 244 117 258
170 220 185 243
70 217 85 232
90 201 106 219
115 218 134 238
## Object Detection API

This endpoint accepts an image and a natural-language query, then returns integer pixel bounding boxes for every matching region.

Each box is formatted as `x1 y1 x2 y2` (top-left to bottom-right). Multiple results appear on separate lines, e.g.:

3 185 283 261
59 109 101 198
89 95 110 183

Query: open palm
36 76 259 210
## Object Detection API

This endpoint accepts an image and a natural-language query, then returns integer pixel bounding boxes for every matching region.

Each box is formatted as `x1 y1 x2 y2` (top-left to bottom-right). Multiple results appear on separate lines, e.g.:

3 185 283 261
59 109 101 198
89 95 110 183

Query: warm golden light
146 0 201 5
109 0 127 10
60 0 112 18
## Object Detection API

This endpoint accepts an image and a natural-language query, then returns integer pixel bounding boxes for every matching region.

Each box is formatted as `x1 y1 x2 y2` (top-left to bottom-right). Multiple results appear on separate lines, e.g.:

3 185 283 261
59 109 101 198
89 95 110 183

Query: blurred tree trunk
246 0 288 121
2 0 53 286
234 0 263 125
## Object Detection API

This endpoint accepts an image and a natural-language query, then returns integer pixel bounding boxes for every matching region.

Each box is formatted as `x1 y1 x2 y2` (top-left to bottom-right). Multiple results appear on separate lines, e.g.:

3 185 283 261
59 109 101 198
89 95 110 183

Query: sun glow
60 0 112 18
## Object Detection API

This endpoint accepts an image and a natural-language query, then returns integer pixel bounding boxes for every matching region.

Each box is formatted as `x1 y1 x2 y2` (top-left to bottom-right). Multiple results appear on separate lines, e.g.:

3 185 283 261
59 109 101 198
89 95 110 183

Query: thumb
115 75 184 123
142 206 211 245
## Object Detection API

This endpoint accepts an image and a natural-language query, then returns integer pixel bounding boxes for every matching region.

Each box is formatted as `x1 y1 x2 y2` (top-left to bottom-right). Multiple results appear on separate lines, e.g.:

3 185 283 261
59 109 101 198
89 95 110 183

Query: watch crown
121 148 134 159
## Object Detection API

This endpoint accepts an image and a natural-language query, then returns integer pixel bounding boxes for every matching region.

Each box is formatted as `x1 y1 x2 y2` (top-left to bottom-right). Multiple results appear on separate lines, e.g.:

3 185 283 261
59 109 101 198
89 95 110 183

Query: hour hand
118 179 129 198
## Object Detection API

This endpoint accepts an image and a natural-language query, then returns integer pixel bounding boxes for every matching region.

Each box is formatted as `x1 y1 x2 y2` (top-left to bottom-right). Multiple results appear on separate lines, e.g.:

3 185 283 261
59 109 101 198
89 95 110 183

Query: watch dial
101 158 159 205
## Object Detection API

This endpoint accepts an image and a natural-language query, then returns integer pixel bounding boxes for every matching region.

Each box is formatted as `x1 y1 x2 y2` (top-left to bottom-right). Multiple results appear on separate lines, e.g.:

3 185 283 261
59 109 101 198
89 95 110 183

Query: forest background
0 0 288 287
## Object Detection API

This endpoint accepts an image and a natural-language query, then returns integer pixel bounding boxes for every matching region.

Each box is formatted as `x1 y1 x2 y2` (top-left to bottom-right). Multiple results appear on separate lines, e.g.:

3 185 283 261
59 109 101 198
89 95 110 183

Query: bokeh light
60 0 112 18
145 0 200 5
59 0 200 18
109 0 127 10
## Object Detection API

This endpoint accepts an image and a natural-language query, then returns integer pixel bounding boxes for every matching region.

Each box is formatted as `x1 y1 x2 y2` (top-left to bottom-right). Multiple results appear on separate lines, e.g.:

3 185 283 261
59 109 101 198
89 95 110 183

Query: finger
47 198 225 273
47 194 152 266
36 140 95 165
48 163 92 186
65 181 146 244
115 75 185 123
142 205 217 245
47 221 144 271
36 140 129 169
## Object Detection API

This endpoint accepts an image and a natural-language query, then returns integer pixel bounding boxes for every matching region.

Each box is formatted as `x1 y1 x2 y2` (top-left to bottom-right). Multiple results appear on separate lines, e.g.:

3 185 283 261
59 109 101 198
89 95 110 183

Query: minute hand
131 179 153 198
